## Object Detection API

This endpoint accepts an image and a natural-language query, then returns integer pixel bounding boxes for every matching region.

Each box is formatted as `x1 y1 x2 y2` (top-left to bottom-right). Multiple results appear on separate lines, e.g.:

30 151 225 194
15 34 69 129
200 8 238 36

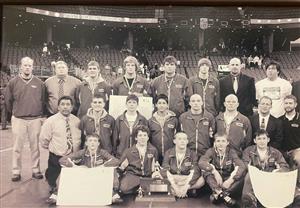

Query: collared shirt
40 112 81 156
45 75 81 114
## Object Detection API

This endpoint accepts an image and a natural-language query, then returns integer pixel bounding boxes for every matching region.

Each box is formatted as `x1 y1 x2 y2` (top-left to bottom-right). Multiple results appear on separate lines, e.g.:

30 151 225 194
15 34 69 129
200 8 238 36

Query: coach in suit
249 96 283 150
220 57 256 117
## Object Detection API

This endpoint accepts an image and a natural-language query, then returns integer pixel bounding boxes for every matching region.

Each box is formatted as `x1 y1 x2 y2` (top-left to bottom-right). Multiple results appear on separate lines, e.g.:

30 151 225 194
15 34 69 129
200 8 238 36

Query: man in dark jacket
219 57 256 117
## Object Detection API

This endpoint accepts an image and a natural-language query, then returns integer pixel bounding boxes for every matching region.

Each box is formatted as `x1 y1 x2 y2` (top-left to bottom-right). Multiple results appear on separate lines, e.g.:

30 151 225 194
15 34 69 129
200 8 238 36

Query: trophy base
135 193 176 202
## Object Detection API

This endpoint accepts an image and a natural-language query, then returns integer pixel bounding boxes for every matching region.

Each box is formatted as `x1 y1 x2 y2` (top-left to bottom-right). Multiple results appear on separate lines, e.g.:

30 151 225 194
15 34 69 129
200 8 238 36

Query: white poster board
109 95 154 119
248 165 297 208
57 167 114 206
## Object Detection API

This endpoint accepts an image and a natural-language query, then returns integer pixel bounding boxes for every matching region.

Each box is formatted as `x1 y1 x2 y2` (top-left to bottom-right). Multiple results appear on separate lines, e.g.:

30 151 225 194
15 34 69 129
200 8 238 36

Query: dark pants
205 174 244 196
119 172 140 194
0 104 7 129
45 152 62 188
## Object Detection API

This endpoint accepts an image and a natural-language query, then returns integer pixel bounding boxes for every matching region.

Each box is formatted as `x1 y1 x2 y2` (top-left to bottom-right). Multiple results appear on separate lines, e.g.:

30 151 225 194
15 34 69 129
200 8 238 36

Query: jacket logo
268 158 275 163
98 88 105 93
184 161 192 166
203 121 209 126
103 124 110 128
167 124 175 128
147 153 153 158
31 85 37 88
291 124 299 128
225 160 232 165
137 84 143 88
236 122 244 127
208 85 215 89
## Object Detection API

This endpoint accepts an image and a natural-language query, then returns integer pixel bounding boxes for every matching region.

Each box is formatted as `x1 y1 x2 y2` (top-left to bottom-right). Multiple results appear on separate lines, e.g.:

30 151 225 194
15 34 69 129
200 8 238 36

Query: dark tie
260 118 266 130
66 117 73 154
58 79 64 99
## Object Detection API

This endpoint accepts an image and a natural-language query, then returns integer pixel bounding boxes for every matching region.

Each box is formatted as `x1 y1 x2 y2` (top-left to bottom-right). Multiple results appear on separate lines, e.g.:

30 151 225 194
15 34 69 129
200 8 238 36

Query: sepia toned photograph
1 4 300 207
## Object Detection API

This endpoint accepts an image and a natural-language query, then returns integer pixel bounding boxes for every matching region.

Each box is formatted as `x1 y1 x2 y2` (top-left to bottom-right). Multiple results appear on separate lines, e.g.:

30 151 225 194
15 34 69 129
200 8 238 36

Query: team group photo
1 5 300 208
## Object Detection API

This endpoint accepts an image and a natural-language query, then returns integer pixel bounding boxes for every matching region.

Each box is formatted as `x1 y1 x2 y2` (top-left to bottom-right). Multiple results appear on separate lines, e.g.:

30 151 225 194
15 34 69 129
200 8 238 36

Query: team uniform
112 75 151 96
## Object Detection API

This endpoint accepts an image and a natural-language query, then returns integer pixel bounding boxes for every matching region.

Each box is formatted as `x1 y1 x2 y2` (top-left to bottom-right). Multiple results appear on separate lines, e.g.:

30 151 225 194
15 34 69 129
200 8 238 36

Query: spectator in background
112 56 150 96
45 61 81 116
258 55 263 70
102 64 115 85
0 88 7 130
256 60 292 118
219 57 256 117
188 58 220 117
75 61 111 119
248 55 254 69
292 80 300 112
5 57 45 182
151 56 189 117
253 55 259 69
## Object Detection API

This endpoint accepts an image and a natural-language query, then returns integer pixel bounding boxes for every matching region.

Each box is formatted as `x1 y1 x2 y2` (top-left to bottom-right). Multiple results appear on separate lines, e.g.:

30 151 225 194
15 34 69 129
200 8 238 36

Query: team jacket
179 110 215 157
151 73 189 117
120 143 158 177
242 145 289 172
188 75 220 116
75 77 112 119
161 147 201 185
215 112 252 156
148 111 179 158
80 108 115 153
112 75 151 95
113 111 148 158
59 147 120 168
198 146 246 180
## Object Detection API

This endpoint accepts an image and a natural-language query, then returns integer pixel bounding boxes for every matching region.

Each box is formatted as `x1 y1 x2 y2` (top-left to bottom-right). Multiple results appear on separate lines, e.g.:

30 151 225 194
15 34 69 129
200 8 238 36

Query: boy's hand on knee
222 178 234 189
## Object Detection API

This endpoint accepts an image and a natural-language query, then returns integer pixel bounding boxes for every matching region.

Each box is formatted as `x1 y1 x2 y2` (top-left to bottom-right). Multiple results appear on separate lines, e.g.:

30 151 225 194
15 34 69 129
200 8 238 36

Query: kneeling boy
199 133 246 207
161 132 204 198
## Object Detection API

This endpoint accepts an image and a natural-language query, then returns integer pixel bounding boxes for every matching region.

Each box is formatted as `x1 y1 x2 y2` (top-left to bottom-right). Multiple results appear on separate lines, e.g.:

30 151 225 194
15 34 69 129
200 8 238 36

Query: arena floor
0 127 230 208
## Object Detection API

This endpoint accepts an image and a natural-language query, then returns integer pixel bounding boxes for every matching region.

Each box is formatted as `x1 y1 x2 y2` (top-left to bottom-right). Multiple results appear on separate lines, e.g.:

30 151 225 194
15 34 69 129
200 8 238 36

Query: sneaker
11 174 21 182
222 195 237 207
32 172 43 179
210 193 221 204
46 193 57 205
187 189 198 198
112 193 123 204
49 186 58 194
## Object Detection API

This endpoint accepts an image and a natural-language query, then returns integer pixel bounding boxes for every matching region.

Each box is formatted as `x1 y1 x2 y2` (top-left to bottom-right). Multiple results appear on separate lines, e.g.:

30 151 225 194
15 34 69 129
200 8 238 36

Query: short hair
132 125 150 139
259 96 272 105
163 56 177 64
213 133 228 141
86 133 100 142
87 60 100 69
123 56 139 70
91 95 105 102
58 95 73 106
155 94 168 104
126 94 139 104
55 60 68 68
284 94 297 103
265 60 281 75
197 58 212 68
174 132 188 140
254 129 269 138
20 57 34 65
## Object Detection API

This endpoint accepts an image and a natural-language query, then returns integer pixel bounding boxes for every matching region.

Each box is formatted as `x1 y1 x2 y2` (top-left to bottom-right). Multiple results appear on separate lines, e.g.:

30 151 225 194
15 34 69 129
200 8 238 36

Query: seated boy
118 125 159 194
160 132 204 198
57 134 122 204
199 133 246 207
242 129 289 207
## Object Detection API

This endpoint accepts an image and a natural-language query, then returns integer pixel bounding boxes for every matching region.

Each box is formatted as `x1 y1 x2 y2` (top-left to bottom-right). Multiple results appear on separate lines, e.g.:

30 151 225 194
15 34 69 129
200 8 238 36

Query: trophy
135 162 175 202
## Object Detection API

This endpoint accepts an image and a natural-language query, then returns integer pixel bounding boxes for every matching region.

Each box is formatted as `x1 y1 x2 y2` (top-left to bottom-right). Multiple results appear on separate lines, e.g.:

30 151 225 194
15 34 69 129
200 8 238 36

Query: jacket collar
185 109 210 120
168 147 193 159
86 108 108 120
216 112 242 121
152 110 176 122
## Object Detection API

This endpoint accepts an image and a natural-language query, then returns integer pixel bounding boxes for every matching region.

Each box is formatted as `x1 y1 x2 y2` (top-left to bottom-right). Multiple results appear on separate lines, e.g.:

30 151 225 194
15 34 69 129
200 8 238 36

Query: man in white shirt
256 60 292 118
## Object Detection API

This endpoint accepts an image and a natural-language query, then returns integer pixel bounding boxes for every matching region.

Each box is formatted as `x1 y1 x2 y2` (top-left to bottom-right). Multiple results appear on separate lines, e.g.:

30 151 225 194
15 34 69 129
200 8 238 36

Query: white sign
248 165 297 208
217 65 230 72
109 95 154 119
57 167 114 206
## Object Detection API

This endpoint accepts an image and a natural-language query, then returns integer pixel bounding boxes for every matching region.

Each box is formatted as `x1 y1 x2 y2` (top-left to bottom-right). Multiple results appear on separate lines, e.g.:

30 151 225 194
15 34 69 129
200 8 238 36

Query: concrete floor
0 127 229 208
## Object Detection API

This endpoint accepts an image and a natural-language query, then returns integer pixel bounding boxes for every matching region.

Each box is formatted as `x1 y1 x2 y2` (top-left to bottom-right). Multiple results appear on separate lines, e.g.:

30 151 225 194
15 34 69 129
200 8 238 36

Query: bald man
219 57 256 117
179 94 215 158
215 94 252 157
5 57 45 181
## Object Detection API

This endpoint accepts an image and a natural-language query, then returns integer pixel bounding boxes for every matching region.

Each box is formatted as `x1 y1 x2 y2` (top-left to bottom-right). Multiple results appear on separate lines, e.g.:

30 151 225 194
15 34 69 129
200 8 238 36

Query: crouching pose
242 129 289 208
161 132 205 198
199 133 246 207
58 134 122 204
118 125 159 194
